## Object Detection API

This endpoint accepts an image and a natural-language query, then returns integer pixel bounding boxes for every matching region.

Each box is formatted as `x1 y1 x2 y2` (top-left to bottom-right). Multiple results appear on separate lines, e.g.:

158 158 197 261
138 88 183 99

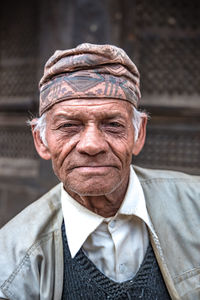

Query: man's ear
31 122 51 160
132 115 147 156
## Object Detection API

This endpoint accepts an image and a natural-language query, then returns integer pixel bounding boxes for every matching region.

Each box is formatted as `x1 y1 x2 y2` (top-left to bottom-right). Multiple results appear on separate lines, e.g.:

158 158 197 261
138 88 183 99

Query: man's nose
76 125 108 156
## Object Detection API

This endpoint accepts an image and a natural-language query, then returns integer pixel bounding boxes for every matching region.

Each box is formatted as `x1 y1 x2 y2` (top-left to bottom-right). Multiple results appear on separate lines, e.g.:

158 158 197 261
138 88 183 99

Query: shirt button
119 263 126 273
109 220 116 228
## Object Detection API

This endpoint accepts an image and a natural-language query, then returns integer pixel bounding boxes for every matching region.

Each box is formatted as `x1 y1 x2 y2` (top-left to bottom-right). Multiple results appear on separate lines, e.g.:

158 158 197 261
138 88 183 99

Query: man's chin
64 181 119 197
69 187 114 197
61 169 127 198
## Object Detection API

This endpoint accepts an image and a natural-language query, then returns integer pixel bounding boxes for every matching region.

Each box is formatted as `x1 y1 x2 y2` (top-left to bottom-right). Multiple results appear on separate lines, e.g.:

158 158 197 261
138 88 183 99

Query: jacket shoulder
0 183 63 297
133 165 200 183
0 183 62 235
133 166 200 298
133 165 200 211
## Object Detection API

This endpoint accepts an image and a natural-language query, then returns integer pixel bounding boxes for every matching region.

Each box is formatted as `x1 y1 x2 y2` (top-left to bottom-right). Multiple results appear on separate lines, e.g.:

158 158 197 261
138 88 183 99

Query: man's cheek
51 158 65 180
115 147 133 165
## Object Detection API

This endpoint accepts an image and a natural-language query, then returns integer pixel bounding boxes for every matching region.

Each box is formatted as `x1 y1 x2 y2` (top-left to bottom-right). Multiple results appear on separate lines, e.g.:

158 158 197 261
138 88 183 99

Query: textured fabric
61 167 152 282
0 166 200 299
39 43 141 115
61 222 171 300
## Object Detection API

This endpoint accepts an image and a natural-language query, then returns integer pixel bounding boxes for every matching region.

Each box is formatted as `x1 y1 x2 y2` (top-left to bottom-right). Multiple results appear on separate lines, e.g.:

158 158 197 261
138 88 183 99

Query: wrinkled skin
32 99 147 217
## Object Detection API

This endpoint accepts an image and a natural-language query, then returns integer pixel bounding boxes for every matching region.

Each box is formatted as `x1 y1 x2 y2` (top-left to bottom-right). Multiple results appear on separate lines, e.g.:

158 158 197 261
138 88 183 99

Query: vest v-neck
61 222 171 299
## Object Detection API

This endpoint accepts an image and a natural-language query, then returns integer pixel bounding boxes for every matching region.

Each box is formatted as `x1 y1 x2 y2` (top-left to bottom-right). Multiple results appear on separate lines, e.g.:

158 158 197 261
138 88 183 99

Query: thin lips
69 165 117 170
74 165 114 168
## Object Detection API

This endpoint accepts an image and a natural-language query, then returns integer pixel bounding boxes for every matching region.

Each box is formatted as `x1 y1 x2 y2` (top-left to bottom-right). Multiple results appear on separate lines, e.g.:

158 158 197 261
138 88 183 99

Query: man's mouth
72 164 117 169
70 165 117 174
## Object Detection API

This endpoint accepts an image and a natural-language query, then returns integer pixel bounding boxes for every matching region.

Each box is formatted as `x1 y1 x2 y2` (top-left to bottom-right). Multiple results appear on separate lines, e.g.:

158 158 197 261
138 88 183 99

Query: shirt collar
61 166 152 258
117 166 152 228
61 187 104 258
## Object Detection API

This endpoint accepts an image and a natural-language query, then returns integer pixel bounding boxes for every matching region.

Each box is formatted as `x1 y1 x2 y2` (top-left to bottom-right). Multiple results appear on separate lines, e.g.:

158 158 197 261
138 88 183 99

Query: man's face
34 99 146 197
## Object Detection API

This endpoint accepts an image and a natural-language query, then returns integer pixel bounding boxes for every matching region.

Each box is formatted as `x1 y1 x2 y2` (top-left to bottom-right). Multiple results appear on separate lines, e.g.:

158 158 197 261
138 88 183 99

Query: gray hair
29 114 48 147
30 107 145 147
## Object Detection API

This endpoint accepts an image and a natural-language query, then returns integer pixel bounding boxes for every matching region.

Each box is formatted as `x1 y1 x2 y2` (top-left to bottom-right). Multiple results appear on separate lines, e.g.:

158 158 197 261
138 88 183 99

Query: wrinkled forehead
45 98 134 121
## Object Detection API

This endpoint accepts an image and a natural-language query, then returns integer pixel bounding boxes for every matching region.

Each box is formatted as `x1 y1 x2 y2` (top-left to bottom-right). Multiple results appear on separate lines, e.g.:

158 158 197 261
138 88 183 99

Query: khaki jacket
0 166 199 300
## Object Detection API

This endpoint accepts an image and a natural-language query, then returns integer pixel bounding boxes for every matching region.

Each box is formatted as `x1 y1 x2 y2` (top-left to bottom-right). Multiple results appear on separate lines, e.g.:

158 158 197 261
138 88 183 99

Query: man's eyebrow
52 112 126 120
52 113 79 121
102 114 125 120
102 111 127 119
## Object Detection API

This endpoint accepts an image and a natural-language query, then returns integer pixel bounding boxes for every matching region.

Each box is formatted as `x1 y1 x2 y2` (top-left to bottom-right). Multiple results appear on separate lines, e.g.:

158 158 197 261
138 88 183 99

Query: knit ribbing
61 222 171 299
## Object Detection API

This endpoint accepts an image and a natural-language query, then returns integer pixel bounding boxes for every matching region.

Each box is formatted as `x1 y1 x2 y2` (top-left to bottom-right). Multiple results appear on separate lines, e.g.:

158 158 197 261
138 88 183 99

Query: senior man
0 43 200 300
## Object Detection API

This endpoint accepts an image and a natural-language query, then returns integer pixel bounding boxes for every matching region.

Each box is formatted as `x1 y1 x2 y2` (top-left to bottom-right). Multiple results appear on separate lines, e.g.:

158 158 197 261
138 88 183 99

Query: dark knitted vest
61 222 171 299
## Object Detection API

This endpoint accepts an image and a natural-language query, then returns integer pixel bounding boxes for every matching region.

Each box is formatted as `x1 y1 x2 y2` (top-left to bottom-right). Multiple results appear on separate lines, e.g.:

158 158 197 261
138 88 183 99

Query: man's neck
64 175 129 218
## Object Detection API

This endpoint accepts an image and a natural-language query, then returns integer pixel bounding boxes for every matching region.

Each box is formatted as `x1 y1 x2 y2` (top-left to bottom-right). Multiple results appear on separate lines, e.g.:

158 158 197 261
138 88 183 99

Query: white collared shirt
61 167 155 282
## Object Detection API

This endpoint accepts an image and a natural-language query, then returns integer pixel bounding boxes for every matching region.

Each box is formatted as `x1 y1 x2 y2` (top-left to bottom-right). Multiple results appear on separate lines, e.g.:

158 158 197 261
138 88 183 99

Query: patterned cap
39 43 141 115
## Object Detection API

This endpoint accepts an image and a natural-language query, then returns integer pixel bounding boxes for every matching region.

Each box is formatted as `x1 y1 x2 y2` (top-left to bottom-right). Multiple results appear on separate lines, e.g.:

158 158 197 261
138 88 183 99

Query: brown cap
39 43 141 115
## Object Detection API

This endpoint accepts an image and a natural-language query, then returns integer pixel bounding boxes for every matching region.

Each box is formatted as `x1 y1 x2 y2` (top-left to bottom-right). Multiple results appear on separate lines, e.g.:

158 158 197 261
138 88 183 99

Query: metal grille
135 1 199 29
0 1 38 109
0 125 37 159
130 0 200 174
0 1 39 178
134 0 200 95
139 38 200 95
0 64 36 97
134 122 200 174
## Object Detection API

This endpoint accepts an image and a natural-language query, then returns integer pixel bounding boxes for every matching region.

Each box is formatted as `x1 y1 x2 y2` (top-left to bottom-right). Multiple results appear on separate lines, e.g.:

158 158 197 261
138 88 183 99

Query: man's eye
62 123 75 127
103 122 124 134
59 123 79 128
56 123 81 132
108 122 121 127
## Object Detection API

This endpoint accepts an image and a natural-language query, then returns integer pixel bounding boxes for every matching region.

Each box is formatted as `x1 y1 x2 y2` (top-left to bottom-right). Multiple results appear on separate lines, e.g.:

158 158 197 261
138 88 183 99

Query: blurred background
0 0 199 227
